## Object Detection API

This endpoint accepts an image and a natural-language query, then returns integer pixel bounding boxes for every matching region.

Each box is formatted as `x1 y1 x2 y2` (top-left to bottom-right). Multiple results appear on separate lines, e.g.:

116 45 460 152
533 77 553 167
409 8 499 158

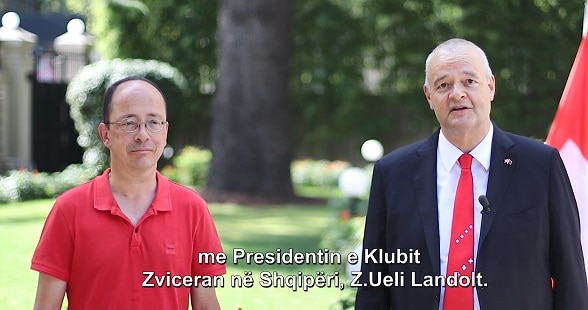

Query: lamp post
338 167 369 216
338 139 384 217
361 139 384 162
343 139 383 279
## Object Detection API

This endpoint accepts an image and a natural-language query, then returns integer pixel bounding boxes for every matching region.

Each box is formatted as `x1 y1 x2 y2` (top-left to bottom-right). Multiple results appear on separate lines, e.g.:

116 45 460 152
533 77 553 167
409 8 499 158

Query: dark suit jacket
355 126 588 309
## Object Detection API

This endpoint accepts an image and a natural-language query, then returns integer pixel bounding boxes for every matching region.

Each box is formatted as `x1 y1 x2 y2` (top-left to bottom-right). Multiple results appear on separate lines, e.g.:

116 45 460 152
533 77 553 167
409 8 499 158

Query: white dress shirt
437 124 493 310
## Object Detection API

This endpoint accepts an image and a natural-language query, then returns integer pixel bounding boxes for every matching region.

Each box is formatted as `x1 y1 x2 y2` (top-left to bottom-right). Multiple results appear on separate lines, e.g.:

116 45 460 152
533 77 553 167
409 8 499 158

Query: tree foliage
364 0 583 139
85 0 584 161
291 0 375 158
89 0 217 146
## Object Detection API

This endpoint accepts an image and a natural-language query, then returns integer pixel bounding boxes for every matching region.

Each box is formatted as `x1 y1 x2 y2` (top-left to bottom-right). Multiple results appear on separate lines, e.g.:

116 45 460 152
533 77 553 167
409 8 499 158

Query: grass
0 198 353 309
0 200 54 310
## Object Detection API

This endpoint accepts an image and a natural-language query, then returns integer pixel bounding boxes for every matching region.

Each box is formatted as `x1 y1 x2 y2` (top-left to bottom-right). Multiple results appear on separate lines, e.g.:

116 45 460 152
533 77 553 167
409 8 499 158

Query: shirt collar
438 124 493 172
94 168 172 212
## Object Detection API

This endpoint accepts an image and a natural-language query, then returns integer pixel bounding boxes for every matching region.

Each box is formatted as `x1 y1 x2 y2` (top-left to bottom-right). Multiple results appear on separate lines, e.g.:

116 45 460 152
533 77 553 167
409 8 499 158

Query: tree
364 0 583 139
207 0 294 200
290 0 373 160
85 0 586 173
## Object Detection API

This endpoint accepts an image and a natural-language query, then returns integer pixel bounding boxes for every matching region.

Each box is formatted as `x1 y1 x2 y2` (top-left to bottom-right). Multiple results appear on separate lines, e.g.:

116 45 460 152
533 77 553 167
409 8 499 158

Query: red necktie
443 153 474 310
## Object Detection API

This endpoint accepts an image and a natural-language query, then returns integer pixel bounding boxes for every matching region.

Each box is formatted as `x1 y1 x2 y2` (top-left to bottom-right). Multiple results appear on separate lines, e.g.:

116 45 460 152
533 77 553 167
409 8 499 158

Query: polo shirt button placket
131 226 142 253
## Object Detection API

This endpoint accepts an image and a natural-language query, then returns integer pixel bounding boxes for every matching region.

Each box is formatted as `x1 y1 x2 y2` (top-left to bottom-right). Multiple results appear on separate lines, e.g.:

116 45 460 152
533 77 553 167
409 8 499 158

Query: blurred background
0 0 585 308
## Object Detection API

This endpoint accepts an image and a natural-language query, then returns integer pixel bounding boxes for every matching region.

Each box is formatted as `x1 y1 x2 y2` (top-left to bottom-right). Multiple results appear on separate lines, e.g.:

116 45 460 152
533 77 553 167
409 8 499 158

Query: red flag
545 3 588 281
546 38 588 157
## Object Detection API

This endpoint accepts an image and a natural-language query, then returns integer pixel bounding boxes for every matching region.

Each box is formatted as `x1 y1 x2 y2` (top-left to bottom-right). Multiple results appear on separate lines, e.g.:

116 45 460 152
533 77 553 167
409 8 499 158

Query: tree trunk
208 0 294 200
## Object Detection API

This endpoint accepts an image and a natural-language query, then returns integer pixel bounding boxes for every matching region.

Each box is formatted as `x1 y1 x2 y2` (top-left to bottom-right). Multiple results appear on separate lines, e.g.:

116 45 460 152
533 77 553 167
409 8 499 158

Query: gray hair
424 38 493 86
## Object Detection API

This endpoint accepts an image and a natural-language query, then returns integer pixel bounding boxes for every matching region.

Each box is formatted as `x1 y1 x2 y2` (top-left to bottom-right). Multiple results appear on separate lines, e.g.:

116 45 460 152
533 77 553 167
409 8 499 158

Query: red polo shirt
32 169 226 309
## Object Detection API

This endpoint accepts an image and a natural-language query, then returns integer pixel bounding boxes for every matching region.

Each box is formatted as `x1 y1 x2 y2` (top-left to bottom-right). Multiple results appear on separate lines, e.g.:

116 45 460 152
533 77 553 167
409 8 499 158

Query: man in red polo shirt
31 76 226 309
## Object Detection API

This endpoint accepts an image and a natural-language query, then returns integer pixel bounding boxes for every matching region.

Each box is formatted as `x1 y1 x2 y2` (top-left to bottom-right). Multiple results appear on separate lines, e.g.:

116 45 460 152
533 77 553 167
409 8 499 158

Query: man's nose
134 123 150 141
448 84 466 100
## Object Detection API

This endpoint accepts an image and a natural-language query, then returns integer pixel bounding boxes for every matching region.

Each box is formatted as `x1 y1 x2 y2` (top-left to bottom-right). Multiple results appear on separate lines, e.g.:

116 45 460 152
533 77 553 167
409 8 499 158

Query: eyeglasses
105 119 168 133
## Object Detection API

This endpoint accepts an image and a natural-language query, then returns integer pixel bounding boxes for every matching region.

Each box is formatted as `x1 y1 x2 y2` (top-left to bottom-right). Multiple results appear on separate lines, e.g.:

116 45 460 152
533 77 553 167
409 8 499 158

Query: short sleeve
191 203 227 277
31 199 74 282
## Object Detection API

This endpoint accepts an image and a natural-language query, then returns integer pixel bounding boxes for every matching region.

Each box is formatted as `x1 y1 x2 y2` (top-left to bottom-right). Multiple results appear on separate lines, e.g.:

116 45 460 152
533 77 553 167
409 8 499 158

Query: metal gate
32 49 83 173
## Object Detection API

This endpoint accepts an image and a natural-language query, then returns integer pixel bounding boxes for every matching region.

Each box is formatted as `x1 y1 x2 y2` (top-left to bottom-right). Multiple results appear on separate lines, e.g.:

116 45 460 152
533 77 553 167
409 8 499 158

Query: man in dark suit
355 38 588 309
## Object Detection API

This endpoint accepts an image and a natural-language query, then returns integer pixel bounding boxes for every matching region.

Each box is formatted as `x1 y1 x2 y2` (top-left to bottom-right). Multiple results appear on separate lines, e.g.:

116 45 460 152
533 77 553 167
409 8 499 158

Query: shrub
291 159 351 187
320 198 367 309
1 152 368 203
160 153 365 191
320 198 366 263
0 170 50 203
161 146 212 188
0 171 38 203
49 164 100 196
0 164 97 204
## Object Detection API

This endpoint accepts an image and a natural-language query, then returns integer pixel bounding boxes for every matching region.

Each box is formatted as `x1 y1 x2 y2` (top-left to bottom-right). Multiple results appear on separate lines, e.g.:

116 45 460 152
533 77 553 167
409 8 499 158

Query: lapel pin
503 158 513 165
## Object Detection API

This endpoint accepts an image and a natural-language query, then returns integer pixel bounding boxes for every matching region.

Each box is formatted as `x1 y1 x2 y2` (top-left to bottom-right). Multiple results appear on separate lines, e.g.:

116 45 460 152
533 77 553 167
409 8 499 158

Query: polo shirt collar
438 124 493 172
94 168 172 212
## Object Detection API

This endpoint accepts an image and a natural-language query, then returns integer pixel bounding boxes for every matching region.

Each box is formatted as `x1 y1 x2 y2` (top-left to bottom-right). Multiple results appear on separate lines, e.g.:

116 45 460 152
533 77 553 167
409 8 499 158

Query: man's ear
423 84 433 110
488 74 496 101
98 123 111 148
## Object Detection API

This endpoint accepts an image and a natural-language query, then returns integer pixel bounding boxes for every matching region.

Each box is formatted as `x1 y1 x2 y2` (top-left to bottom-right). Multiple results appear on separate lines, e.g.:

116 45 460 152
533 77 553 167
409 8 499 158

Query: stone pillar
0 12 37 170
53 18 93 82
0 71 7 169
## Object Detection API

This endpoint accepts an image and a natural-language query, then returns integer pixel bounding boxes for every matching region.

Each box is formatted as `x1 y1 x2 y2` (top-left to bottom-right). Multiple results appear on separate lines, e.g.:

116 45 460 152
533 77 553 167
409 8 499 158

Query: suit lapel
413 130 442 275
479 126 516 248
410 127 514 273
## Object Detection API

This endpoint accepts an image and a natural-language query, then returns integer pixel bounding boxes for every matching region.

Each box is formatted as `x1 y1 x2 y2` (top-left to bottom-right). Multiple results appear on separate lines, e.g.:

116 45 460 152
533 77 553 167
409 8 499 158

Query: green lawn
0 199 353 309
